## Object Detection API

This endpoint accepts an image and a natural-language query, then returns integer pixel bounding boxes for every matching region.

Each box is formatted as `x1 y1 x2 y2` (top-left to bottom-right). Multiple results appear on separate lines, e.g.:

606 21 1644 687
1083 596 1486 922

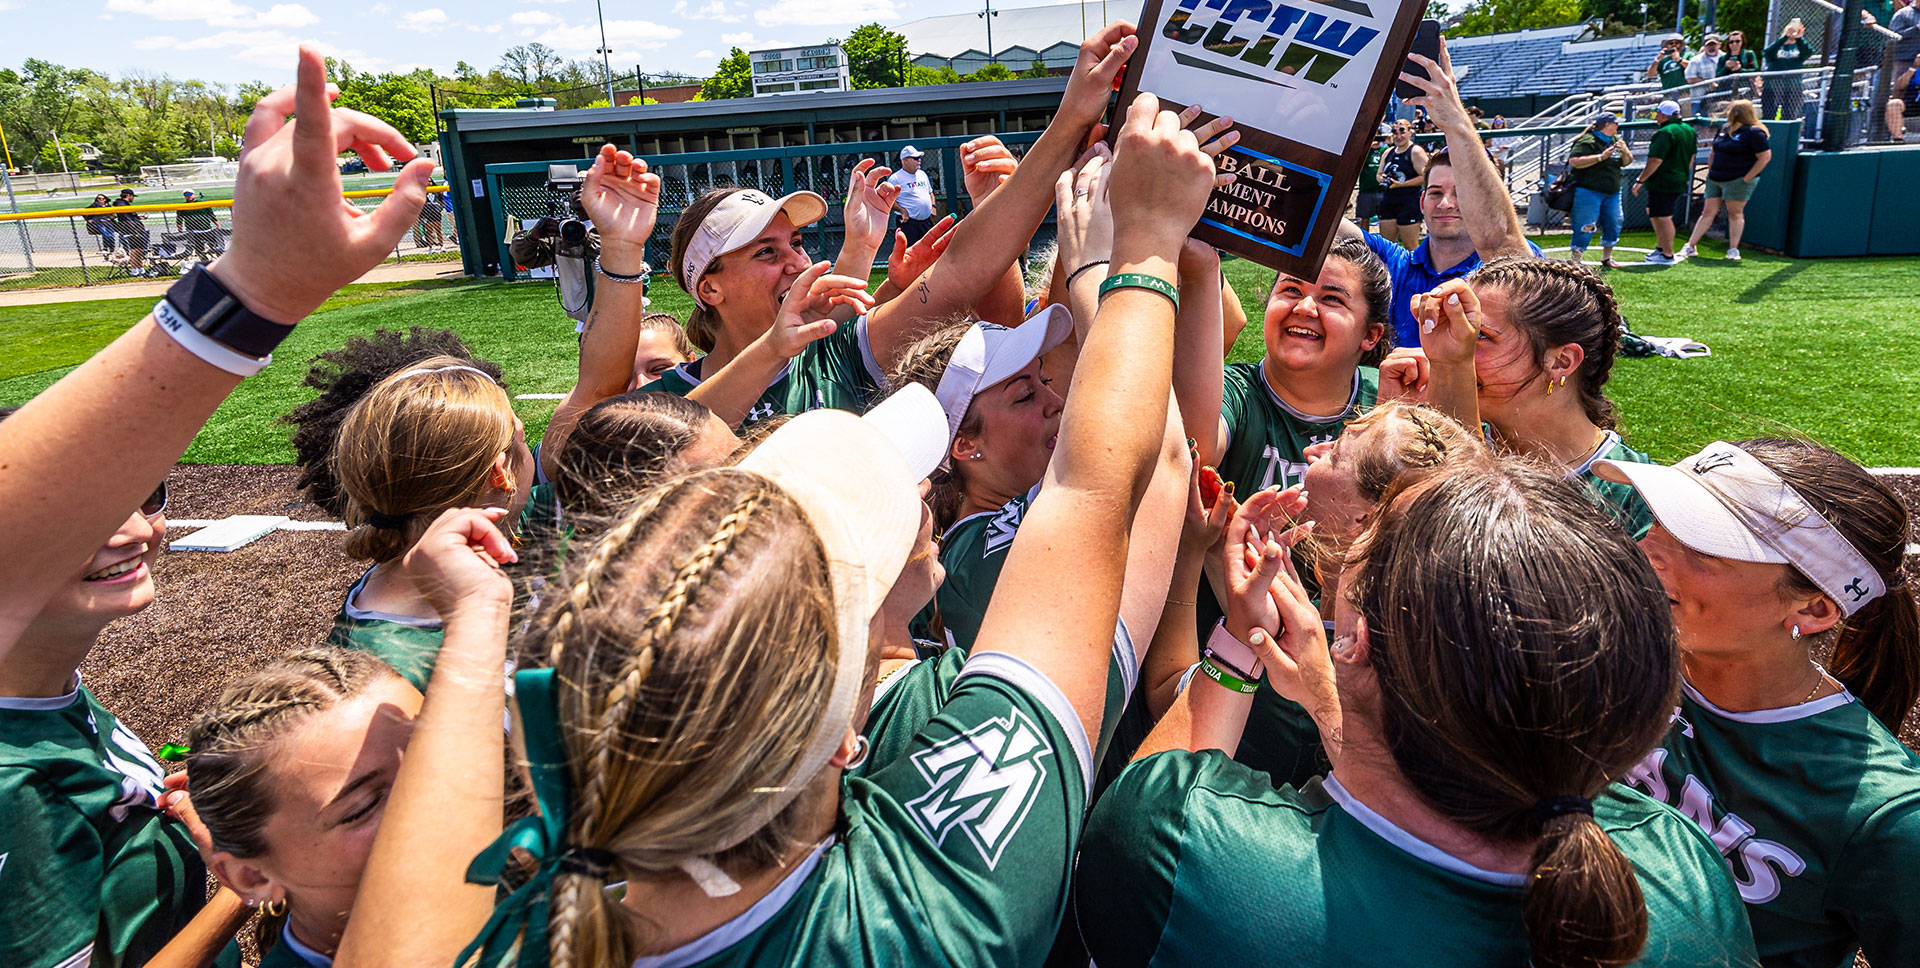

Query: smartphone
1395 19 1443 100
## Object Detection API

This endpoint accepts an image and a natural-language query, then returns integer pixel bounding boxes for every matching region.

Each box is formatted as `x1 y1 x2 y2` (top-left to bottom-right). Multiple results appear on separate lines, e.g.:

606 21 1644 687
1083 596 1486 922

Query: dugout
438 77 1069 280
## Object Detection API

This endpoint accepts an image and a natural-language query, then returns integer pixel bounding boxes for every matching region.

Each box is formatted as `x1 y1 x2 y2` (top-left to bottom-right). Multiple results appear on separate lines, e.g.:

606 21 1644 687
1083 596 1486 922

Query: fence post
1 166 32 275
67 215 91 286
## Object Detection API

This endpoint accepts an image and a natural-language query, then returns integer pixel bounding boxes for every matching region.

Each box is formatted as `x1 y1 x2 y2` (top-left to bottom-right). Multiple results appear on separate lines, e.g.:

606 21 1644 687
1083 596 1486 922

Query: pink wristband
1207 621 1264 680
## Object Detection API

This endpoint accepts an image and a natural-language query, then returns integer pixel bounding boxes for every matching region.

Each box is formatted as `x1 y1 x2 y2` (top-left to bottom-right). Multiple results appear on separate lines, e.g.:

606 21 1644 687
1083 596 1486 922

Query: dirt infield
87 464 1920 757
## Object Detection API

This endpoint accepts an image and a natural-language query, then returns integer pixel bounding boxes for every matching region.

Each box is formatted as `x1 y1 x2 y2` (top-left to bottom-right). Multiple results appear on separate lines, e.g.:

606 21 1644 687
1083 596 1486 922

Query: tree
841 23 909 88
37 139 83 170
700 48 753 100
499 43 563 86
964 62 1017 82
1445 0 1583 35
1019 59 1051 79
908 64 963 86
334 71 437 145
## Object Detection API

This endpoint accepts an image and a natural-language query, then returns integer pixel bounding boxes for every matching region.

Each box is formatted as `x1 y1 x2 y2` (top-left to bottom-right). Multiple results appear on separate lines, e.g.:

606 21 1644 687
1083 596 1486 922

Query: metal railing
0 186 459 291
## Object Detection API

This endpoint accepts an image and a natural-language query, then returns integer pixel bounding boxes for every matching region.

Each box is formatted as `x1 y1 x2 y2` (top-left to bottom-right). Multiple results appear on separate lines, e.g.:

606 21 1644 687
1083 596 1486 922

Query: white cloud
105 0 319 28
131 34 179 48
671 0 743 22
720 31 755 44
175 29 370 68
369 1 388 12
751 0 893 27
468 22 502 31
535 18 680 53
0 0 23 10
695 49 714 59
508 9 555 24
397 6 448 31
518 27 536 35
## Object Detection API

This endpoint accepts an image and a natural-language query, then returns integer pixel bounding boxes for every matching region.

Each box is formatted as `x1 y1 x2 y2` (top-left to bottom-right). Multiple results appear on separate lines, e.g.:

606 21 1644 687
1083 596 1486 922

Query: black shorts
1354 190 1384 224
1646 190 1682 218
1379 190 1423 224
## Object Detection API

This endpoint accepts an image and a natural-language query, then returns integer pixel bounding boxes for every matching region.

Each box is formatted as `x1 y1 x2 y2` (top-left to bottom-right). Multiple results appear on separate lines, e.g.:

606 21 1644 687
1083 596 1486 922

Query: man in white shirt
884 145 938 242
1686 36 1723 115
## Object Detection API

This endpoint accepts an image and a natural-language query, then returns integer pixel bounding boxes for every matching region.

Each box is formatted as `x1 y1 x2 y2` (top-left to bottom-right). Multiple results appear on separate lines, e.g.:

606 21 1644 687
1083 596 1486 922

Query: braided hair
1467 257 1625 430
514 467 840 967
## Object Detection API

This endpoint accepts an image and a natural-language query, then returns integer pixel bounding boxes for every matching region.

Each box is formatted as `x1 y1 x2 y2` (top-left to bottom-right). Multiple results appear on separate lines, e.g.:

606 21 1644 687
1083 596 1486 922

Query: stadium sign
1118 0 1427 277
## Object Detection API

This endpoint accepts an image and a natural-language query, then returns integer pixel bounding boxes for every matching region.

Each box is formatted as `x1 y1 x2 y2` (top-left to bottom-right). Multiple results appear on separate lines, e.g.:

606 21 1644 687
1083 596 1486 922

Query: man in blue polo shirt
1340 42 1537 347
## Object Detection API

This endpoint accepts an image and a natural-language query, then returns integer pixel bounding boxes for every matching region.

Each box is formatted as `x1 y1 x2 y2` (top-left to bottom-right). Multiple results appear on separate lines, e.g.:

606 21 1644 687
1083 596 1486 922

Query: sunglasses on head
142 480 169 519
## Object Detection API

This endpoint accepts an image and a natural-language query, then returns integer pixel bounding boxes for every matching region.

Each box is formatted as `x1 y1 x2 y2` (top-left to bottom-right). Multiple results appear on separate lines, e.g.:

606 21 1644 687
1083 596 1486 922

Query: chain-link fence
485 133 1044 283
0 186 460 291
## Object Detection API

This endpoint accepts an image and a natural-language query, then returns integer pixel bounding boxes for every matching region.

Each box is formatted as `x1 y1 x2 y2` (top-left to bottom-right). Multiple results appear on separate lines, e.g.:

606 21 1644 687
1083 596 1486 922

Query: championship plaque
1116 0 1429 278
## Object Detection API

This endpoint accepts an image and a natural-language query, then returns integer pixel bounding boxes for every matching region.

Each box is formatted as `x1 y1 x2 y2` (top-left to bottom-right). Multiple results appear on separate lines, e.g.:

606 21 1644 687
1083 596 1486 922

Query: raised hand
1109 93 1237 253
1399 41 1470 133
961 135 1019 205
209 46 435 324
1378 347 1431 403
886 214 957 291
578 143 662 270
1053 142 1114 277
1222 487 1333 711
1060 21 1140 129
396 507 516 619
770 261 874 357
1410 278 1481 368
842 158 902 257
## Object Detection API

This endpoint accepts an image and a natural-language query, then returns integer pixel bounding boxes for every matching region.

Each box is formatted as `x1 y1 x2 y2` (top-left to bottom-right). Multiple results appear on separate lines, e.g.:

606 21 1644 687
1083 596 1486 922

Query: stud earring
1331 634 1357 658
1791 625 1801 641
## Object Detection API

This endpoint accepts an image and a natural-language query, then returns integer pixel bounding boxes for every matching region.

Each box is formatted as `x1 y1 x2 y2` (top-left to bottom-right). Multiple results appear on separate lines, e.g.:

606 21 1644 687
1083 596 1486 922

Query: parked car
338 156 368 174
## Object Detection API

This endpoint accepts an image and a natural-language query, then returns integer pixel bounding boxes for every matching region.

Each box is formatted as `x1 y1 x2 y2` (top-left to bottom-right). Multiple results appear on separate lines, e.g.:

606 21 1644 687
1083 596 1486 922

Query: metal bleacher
1452 29 1578 98
1448 24 1666 99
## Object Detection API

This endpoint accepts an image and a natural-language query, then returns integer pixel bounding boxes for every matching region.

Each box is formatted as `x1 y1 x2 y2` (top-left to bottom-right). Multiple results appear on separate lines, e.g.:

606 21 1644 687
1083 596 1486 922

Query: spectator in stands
1355 133 1389 233
1633 100 1697 264
885 145 938 243
178 190 222 262
1719 31 1762 103
1648 33 1693 110
1683 99 1772 261
1566 112 1632 268
1342 42 1537 348
82 194 115 254
1762 19 1813 121
1887 52 1920 140
1688 36 1723 115
110 188 150 276
1376 119 1427 250
1467 105 1489 129
1895 0 1920 64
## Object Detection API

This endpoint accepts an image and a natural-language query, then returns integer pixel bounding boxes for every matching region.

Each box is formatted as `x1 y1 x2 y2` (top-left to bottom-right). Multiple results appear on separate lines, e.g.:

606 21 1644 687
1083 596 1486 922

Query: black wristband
1065 259 1109 287
163 264 290 358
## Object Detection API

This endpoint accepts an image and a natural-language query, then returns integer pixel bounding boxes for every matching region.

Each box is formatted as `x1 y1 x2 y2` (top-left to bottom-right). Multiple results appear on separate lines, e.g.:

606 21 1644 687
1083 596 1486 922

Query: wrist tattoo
916 279 930 304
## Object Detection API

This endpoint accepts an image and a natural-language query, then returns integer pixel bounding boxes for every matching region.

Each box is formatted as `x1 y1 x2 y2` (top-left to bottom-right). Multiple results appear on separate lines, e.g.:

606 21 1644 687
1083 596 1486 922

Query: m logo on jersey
981 497 1026 555
1162 0 1382 87
903 709 1052 869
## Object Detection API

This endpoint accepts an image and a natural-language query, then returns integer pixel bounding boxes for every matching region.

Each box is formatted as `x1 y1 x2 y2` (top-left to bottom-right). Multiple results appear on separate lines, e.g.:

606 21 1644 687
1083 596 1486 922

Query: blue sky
1 0 1083 87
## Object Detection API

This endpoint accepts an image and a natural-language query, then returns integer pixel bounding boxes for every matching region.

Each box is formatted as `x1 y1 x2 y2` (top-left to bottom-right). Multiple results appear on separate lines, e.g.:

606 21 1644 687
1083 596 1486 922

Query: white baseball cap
1594 442 1887 616
934 305 1074 455
718 382 948 848
1656 99 1682 117
899 145 924 160
678 188 829 301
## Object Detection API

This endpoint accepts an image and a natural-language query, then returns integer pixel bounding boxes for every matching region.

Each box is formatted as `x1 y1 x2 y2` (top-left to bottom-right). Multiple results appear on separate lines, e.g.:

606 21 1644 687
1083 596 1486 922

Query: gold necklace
1798 663 1830 705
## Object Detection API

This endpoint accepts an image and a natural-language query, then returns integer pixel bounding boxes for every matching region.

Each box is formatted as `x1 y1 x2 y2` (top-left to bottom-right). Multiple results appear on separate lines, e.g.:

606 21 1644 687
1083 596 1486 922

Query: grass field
4 231 1916 465
6 172 418 213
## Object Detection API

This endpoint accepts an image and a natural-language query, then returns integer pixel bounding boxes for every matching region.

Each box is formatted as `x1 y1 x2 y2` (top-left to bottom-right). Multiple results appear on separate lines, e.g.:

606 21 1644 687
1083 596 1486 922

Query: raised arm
960 136 1036 325
0 48 430 650
863 21 1139 371
334 508 517 968
686 262 875 425
971 90 1226 741
1410 277 1483 432
1402 42 1528 260
540 145 662 480
829 159 900 318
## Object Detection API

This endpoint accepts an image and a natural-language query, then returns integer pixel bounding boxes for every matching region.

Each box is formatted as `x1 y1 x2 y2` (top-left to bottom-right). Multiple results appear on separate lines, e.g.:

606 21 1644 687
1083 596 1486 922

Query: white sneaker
1643 251 1676 265
1726 249 1742 261
1680 243 1698 258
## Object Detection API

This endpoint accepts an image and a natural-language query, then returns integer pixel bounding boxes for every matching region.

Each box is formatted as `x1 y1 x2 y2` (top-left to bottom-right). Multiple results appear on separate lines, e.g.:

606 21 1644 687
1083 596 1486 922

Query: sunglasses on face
142 480 168 519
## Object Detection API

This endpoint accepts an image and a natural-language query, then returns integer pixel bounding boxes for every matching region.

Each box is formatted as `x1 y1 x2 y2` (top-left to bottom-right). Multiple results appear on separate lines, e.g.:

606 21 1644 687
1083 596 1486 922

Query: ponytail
1830 579 1920 732
1523 812 1649 968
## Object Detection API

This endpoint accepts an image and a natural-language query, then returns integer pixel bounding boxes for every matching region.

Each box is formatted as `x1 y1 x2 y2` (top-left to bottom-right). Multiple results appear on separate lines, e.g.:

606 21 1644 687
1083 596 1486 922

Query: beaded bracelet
1064 259 1109 287
1098 272 1179 311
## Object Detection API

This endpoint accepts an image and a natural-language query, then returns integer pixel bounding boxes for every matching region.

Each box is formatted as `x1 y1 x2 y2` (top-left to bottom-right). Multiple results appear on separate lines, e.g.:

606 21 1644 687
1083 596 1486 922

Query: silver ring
1075 189 1091 197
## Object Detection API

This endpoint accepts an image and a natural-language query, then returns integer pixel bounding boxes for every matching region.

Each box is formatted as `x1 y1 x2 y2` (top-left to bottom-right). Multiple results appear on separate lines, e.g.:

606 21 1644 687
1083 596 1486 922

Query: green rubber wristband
1199 656 1260 695
1098 272 1179 311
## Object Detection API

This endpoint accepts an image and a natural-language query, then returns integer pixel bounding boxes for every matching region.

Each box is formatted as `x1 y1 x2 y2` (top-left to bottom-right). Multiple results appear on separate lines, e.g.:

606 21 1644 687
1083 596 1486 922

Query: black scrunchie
558 846 617 880
1530 796 1594 832
366 511 409 531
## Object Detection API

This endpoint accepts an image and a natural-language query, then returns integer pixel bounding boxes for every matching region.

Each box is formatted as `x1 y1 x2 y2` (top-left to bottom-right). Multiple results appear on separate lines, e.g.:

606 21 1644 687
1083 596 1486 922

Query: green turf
1219 232 1920 466
5 172 411 214
2 240 1915 465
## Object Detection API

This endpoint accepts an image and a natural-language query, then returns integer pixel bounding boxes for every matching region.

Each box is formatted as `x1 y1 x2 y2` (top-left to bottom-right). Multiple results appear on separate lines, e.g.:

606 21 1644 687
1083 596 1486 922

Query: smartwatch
159 264 292 358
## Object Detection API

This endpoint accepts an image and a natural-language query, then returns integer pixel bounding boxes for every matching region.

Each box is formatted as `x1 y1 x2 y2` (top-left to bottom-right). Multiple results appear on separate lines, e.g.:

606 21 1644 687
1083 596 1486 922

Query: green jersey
328 567 444 691
1233 674 1332 790
0 681 207 968
1576 431 1656 539
1217 363 1378 495
1622 684 1920 968
1645 120 1700 195
1078 755 1760 968
935 484 1036 653
1657 52 1691 90
576 655 1102 968
258 923 330 967
640 315 888 425
1359 143 1390 192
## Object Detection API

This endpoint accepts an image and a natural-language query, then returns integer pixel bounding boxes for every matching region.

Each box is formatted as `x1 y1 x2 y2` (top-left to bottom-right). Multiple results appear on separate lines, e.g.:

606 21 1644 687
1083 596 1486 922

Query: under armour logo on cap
1845 577 1871 602
1690 451 1738 475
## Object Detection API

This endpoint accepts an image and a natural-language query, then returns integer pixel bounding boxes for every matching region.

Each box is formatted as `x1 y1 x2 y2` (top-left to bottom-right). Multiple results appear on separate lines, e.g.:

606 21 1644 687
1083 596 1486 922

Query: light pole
979 0 999 65
594 0 616 105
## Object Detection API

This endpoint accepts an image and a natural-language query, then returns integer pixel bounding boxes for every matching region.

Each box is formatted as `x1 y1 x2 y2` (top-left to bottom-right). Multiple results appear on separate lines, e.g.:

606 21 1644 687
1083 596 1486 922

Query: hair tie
390 363 498 384
366 511 409 531
558 846 616 880
1531 796 1594 832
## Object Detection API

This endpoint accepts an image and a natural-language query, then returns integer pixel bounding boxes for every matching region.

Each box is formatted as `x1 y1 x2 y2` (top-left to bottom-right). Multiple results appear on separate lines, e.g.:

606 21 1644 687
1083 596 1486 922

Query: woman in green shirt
1761 20 1813 121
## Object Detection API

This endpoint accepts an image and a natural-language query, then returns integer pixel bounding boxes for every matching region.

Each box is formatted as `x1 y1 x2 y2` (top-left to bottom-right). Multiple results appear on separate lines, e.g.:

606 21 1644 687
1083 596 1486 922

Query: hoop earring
846 735 871 770
1546 379 1555 395
1791 625 1802 641
264 898 288 918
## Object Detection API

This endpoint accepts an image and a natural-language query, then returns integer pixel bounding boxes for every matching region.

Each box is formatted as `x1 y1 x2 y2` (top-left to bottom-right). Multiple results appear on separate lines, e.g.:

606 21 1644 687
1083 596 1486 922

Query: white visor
933 305 1074 459
679 188 829 301
717 383 948 847
1594 442 1887 616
